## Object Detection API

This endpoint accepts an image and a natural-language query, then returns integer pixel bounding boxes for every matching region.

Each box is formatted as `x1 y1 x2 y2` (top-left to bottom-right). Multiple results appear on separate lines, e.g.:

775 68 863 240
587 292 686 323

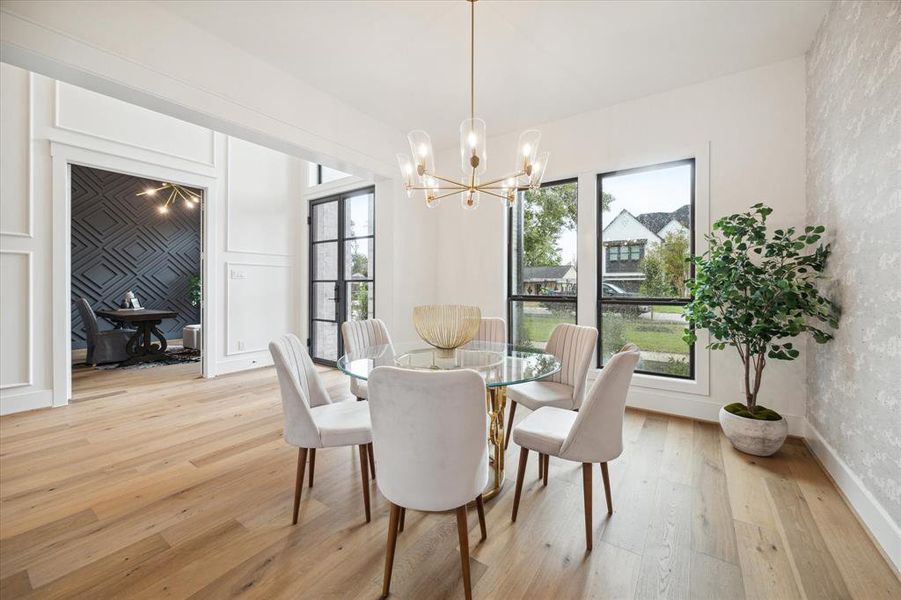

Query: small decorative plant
683 204 839 420
189 275 202 307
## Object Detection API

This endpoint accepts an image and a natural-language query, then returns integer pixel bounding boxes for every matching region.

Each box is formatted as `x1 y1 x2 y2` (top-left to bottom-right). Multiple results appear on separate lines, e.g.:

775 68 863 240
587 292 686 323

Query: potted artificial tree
683 204 839 456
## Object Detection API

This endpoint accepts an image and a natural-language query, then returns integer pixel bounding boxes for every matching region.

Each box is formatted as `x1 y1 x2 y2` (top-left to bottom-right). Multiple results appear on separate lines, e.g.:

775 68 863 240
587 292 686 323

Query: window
307 162 352 187
508 179 578 350
597 159 695 378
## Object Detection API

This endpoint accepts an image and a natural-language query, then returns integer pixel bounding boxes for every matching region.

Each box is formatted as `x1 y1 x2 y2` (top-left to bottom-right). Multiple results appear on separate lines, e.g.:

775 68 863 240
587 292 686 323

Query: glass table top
336 341 560 388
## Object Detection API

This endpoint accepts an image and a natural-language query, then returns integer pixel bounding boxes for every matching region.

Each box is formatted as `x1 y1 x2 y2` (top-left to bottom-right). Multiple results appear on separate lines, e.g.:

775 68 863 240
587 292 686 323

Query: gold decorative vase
413 305 481 350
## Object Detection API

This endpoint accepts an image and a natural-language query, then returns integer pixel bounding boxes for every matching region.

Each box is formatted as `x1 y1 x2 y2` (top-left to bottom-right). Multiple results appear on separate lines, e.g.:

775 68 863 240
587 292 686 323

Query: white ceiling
160 0 829 149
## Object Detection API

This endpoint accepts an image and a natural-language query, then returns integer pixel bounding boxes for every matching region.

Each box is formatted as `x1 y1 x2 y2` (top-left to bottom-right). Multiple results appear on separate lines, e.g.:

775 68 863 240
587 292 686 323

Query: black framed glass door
309 187 375 365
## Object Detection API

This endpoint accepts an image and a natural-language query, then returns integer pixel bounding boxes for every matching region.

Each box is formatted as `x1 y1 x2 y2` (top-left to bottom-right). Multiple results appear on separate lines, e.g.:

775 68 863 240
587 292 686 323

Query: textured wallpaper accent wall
71 166 201 348
806 1 901 526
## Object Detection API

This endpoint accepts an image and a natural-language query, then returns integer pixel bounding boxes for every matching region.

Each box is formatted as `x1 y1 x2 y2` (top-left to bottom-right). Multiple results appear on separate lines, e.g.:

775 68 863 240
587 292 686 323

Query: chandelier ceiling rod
396 0 549 210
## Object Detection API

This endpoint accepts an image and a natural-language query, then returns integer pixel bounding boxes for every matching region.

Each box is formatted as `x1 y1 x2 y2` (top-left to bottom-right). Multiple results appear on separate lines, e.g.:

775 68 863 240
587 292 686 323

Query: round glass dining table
337 341 560 500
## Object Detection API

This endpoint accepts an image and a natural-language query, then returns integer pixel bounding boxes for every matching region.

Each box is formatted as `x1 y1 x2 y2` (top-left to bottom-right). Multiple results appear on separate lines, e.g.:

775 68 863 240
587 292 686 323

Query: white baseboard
213 353 273 376
805 422 901 572
624 386 807 436
0 388 54 415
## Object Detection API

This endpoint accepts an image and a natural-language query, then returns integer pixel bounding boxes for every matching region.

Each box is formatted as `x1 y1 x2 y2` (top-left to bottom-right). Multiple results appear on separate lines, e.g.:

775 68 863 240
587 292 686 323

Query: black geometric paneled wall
71 165 201 349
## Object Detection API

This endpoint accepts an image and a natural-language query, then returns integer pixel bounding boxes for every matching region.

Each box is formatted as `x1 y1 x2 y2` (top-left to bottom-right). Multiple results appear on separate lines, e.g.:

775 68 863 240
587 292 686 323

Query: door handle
334 282 341 322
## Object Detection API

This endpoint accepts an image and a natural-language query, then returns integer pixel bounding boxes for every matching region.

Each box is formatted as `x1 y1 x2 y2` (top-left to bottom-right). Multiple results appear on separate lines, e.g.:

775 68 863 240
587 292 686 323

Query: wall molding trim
0 388 53 416
224 260 292 357
0 69 34 238
805 421 901 572
53 81 217 169
0 249 33 390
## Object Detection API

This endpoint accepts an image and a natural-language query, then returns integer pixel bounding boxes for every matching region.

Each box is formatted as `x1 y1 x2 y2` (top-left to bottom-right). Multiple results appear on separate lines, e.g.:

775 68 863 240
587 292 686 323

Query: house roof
523 265 574 281
634 204 690 234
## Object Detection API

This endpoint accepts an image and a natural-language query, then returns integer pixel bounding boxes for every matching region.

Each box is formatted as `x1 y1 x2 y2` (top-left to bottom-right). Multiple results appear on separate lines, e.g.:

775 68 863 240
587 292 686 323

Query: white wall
0 0 403 180
0 63 305 413
435 57 809 431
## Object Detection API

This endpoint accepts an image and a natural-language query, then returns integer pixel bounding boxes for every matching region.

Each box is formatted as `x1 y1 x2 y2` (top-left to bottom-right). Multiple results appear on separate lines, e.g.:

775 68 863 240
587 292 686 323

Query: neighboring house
601 204 689 292
522 265 577 295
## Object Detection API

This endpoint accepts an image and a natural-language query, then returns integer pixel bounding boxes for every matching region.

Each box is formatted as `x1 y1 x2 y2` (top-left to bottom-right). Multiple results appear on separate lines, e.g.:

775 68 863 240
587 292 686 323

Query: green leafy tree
639 232 690 297
350 246 369 319
683 204 839 415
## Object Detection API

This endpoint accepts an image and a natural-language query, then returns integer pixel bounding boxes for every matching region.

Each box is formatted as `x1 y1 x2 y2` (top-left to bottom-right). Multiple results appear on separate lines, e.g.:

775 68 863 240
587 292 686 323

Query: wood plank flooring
1 363 898 599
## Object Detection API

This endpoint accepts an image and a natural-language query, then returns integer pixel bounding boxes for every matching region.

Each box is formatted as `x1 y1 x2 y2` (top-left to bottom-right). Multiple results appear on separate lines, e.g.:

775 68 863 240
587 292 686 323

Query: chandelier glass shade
397 0 548 209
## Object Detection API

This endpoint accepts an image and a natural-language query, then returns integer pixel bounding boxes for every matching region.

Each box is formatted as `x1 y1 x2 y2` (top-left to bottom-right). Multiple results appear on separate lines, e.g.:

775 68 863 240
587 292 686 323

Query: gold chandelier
137 182 201 214
397 0 548 210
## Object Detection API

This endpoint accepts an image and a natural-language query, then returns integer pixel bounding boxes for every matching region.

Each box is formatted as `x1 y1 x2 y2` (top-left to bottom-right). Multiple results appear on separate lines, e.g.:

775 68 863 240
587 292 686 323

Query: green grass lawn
622 321 686 354
651 305 684 314
520 312 688 355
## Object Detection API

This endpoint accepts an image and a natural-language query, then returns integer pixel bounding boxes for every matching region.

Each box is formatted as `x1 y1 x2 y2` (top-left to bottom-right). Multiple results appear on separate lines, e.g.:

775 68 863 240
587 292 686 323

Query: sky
555 163 692 265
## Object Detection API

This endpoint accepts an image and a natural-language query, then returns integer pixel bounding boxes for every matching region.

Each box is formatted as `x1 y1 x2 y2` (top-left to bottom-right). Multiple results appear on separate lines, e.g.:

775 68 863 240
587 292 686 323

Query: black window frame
506 177 580 347
596 158 696 379
308 185 376 366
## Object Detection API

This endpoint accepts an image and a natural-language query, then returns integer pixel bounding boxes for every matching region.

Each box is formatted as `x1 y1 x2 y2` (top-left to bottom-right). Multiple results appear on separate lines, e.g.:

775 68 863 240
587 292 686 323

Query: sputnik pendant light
137 182 201 214
397 0 549 210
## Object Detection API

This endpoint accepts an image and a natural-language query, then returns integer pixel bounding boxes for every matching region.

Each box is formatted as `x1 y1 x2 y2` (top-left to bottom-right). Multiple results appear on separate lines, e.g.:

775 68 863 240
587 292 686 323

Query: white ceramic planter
718 406 788 457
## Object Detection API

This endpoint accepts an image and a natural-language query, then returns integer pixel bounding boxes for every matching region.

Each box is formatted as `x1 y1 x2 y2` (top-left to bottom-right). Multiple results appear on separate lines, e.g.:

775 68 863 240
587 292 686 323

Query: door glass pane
347 281 374 321
600 163 692 298
345 238 373 280
313 242 338 280
312 201 338 241
600 304 690 377
313 321 338 361
313 282 336 320
510 300 576 351
510 181 578 297
345 192 374 237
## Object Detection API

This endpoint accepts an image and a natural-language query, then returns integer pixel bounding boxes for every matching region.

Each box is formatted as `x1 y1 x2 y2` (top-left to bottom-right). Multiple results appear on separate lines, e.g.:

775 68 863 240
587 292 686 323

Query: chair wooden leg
538 453 545 480
358 445 371 523
512 447 528 522
455 506 473 600
382 503 401 598
292 448 307 525
368 442 376 479
475 494 487 541
601 461 613 515
542 454 549 486
504 400 517 450
398 507 406 533
582 462 593 551
308 448 316 488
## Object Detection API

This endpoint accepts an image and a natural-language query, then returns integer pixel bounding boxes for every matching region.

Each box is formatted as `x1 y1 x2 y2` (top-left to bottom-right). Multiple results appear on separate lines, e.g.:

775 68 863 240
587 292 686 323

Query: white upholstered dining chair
505 323 598 450
510 344 639 551
474 316 507 344
341 318 393 401
269 334 374 526
368 366 488 600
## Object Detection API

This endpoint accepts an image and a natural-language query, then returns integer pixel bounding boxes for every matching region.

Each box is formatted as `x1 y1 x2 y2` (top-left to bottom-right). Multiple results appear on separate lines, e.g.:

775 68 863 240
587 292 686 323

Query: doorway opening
308 187 375 365
70 165 204 398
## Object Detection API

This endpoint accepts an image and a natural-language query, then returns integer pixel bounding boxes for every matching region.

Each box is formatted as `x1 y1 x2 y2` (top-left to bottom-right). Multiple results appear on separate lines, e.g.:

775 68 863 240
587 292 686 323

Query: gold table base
483 386 507 500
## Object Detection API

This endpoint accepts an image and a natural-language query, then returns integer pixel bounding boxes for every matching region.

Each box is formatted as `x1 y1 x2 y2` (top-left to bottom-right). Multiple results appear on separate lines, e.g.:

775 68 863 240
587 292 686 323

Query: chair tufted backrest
341 319 393 397
368 366 489 512
269 334 331 448
341 318 393 353
473 317 507 345
545 323 599 408
560 344 639 463
75 298 99 345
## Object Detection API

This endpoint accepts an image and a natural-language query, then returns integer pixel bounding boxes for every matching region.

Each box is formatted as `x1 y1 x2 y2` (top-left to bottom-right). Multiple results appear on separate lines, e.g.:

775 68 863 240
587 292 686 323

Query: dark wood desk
96 309 178 364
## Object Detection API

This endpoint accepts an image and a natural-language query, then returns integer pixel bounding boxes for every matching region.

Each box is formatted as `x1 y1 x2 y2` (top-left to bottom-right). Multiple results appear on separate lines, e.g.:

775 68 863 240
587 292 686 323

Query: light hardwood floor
1 363 898 599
